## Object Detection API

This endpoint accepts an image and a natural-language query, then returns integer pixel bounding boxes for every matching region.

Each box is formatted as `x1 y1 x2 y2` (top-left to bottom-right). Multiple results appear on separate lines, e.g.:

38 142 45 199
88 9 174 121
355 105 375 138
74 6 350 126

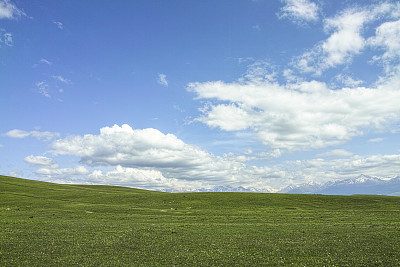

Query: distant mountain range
192 185 271 193
279 175 400 196
164 185 271 193
164 175 400 195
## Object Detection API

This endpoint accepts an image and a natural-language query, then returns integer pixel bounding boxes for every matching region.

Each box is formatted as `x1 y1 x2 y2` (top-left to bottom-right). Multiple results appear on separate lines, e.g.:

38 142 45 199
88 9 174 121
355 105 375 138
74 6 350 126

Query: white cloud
5 129 60 141
3 31 11 44
20 123 400 192
52 75 71 84
187 64 400 153
368 19 400 66
157 73 168 86
5 129 30 138
295 2 400 75
40 58 52 65
36 166 89 176
278 0 319 24
23 156 90 181
335 74 364 87
197 103 256 131
322 10 367 66
241 60 277 83
317 149 353 158
0 0 25 19
368 137 384 143
0 29 12 47
8 171 22 178
287 154 400 186
24 155 58 168
36 81 50 98
51 124 249 186
296 9 368 74
0 30 12 46
53 21 63 30
87 166 205 191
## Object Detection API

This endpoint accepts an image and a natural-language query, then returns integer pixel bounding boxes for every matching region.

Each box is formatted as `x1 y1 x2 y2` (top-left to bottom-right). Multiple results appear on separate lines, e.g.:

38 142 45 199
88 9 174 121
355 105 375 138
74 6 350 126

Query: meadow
1 175 400 266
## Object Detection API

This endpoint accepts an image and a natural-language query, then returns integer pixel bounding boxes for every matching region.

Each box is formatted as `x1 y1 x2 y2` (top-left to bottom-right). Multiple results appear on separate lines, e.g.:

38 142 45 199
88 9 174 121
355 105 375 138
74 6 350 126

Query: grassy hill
1 175 400 266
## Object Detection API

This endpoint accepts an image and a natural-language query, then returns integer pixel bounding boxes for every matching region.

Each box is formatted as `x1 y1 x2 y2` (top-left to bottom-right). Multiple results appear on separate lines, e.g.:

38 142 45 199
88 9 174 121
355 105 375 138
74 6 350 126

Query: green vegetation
1 175 400 266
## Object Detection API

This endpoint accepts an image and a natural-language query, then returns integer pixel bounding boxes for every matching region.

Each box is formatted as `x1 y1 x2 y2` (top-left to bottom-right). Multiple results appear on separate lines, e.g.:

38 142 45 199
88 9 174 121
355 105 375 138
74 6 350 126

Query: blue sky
1 0 400 192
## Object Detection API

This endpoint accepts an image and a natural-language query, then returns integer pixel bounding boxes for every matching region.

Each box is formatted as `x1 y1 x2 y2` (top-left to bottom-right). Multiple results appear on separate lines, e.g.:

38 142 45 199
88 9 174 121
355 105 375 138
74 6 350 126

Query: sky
1 0 400 192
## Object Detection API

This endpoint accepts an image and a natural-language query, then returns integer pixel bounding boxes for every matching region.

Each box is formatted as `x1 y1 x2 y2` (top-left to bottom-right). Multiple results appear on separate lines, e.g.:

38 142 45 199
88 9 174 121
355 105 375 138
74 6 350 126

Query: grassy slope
1 175 400 266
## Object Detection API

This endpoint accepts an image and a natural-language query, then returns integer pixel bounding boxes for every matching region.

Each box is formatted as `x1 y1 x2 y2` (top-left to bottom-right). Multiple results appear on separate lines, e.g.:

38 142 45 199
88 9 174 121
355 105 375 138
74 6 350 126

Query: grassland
1 175 400 266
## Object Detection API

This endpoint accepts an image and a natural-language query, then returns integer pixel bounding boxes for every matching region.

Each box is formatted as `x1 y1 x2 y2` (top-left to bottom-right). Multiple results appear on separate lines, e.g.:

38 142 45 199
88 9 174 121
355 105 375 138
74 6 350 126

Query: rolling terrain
1 175 400 266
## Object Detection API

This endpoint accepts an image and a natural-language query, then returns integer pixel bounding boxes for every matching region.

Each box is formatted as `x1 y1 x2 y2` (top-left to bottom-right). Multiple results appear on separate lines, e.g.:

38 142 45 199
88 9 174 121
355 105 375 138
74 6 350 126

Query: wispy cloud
0 29 12 46
0 0 26 20
335 74 364 87
5 129 60 141
52 75 71 84
368 19 400 71
368 137 384 143
53 21 63 30
40 58 52 65
295 2 400 75
317 149 353 158
24 155 59 168
157 73 168 86
295 9 367 74
278 0 320 24
36 166 89 177
36 81 50 98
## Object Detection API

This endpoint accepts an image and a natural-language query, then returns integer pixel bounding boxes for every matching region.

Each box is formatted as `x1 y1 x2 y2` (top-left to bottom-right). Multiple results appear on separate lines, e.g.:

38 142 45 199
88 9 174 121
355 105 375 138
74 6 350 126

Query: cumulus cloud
53 124 212 169
5 129 60 141
24 155 89 179
187 63 400 153
51 124 248 186
278 0 319 24
87 166 205 191
24 155 58 168
157 73 168 86
0 0 25 19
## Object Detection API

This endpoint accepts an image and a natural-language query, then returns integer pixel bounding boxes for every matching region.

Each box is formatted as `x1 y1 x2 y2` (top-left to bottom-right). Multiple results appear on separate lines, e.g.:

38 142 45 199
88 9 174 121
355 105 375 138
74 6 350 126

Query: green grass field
1 175 400 266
